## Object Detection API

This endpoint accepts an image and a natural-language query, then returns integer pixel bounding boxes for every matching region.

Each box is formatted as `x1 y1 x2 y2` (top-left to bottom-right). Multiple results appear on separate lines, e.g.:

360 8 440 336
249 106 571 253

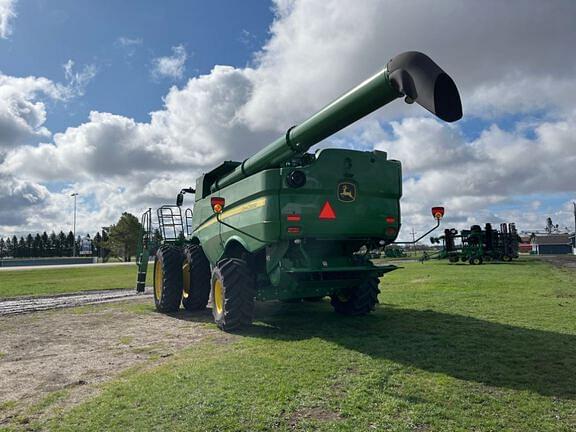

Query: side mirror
431 206 445 220
176 193 184 207
211 197 225 214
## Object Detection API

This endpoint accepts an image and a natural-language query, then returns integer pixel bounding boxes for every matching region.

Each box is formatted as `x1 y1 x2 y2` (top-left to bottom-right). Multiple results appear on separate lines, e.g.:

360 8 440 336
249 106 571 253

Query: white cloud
0 0 16 39
0 74 63 149
116 36 143 57
62 59 97 97
151 45 187 80
117 36 142 47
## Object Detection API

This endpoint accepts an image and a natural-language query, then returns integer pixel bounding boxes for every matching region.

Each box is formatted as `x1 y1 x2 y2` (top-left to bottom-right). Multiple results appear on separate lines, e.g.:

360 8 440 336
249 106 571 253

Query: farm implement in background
428 223 520 265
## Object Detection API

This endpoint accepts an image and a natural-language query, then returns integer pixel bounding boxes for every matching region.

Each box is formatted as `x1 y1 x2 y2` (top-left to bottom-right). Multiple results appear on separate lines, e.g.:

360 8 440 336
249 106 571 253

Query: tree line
0 230 109 259
0 212 156 262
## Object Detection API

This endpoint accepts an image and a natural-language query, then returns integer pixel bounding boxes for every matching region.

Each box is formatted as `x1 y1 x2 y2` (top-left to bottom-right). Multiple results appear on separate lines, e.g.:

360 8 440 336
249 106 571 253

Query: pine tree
57 231 67 256
26 234 33 258
18 237 26 258
12 235 18 257
49 232 57 257
41 232 49 257
33 233 42 257
5 238 12 257
66 231 75 256
0 237 5 258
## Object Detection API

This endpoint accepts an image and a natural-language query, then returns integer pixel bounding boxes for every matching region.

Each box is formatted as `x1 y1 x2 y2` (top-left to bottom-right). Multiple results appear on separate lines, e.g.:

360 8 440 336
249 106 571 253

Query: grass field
0 264 153 298
16 257 570 432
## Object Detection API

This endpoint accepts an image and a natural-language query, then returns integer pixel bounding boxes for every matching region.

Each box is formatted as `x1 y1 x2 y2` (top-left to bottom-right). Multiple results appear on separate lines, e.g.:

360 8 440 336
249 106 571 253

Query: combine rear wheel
182 245 211 311
153 245 183 313
469 256 483 265
330 276 380 316
211 258 256 331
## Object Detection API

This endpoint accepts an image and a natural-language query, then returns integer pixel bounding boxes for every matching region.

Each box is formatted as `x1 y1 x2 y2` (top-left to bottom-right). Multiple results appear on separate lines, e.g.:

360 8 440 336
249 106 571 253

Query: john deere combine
136 51 463 330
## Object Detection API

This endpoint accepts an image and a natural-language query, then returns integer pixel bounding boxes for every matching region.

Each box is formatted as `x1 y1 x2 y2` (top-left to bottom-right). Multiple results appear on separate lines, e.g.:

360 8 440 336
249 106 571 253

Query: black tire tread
330 276 380 316
182 245 211 311
154 245 183 313
212 258 256 331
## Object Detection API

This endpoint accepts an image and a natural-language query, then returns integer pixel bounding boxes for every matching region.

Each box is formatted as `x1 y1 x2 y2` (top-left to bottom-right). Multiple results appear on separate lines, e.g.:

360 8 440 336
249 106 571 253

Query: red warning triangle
319 201 336 220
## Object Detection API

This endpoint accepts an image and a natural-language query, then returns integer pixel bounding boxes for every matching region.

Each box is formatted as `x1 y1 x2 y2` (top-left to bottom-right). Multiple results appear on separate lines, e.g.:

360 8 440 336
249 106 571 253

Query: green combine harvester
136 51 462 330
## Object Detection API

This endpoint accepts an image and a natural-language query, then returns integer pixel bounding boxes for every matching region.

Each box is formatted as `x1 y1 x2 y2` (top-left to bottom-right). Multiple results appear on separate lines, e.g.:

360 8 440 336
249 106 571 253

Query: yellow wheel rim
182 261 190 299
154 259 163 300
213 278 224 314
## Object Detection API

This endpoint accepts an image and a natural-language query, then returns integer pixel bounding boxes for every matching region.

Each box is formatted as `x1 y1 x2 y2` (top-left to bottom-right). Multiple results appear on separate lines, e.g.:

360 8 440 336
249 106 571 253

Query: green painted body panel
278 148 401 240
190 147 402 300
191 170 281 265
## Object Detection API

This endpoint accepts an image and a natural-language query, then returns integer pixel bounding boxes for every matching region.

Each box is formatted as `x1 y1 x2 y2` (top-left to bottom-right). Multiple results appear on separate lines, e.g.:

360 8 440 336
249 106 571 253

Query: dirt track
0 299 225 428
0 288 152 316
537 254 576 271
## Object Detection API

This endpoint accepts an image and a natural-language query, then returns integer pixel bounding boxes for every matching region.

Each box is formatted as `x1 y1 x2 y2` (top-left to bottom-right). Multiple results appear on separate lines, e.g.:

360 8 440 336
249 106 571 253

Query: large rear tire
469 256 483 265
211 258 255 331
330 276 380 316
182 245 211 311
153 245 183 313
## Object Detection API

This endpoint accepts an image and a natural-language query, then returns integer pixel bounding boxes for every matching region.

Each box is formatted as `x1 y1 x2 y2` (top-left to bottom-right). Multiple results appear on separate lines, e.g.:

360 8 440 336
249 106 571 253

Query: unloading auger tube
212 51 462 192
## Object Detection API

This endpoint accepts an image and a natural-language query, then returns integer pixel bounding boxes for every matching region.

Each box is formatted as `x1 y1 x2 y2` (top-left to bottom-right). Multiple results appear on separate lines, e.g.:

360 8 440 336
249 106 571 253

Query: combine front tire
182 245 211 311
153 246 183 313
330 276 380 316
211 258 256 331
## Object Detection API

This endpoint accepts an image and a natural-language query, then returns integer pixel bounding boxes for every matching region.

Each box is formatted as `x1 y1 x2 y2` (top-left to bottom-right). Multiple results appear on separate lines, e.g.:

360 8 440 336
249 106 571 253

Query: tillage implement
136 51 463 330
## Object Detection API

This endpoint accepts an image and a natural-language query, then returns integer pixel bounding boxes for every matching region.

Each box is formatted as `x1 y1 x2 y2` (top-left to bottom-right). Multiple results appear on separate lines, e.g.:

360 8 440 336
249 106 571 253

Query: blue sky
0 0 574 238
0 0 273 131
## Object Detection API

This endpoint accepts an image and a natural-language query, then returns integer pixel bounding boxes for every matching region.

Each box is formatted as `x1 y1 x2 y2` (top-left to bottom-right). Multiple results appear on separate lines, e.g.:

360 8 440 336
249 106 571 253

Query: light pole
71 193 78 257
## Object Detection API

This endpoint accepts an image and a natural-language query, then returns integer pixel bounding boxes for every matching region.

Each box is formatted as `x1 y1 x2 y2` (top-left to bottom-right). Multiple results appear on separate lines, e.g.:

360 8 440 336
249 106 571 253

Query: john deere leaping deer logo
338 182 356 202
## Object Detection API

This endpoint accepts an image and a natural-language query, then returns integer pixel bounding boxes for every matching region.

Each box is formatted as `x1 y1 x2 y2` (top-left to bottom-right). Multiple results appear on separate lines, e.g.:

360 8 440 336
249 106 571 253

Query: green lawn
0 264 152 298
31 258 574 432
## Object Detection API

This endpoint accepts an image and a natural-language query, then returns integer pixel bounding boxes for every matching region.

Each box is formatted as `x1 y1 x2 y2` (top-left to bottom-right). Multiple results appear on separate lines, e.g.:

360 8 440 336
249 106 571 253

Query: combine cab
136 51 463 330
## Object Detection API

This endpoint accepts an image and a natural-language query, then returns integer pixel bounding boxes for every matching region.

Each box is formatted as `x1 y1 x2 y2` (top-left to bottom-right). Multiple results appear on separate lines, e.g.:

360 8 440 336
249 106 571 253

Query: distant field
0 264 153 298
24 257 573 432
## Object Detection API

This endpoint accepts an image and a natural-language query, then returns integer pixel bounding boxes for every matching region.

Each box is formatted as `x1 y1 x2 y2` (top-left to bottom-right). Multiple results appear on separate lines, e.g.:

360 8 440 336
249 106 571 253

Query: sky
0 0 575 240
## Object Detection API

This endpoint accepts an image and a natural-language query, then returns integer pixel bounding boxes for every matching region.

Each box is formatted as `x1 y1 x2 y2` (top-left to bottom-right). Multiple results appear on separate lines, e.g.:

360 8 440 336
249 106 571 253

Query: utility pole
573 202 576 235
411 227 417 255
71 192 78 257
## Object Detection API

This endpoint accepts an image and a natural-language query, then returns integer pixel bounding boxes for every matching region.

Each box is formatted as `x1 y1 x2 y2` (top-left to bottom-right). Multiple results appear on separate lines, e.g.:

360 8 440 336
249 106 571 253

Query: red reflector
211 197 225 214
287 214 301 222
287 227 301 234
319 201 336 220
385 216 396 224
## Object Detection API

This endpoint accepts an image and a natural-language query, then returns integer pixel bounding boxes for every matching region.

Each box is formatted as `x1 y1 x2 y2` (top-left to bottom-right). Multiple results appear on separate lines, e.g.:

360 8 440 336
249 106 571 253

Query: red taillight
287 227 301 234
385 216 396 224
287 214 301 222
319 201 336 220
431 206 445 220
211 197 225 214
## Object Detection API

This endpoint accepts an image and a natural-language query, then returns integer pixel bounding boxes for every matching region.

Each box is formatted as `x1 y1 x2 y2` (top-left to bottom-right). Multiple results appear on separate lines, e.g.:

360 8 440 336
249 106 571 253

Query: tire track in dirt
0 289 152 316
